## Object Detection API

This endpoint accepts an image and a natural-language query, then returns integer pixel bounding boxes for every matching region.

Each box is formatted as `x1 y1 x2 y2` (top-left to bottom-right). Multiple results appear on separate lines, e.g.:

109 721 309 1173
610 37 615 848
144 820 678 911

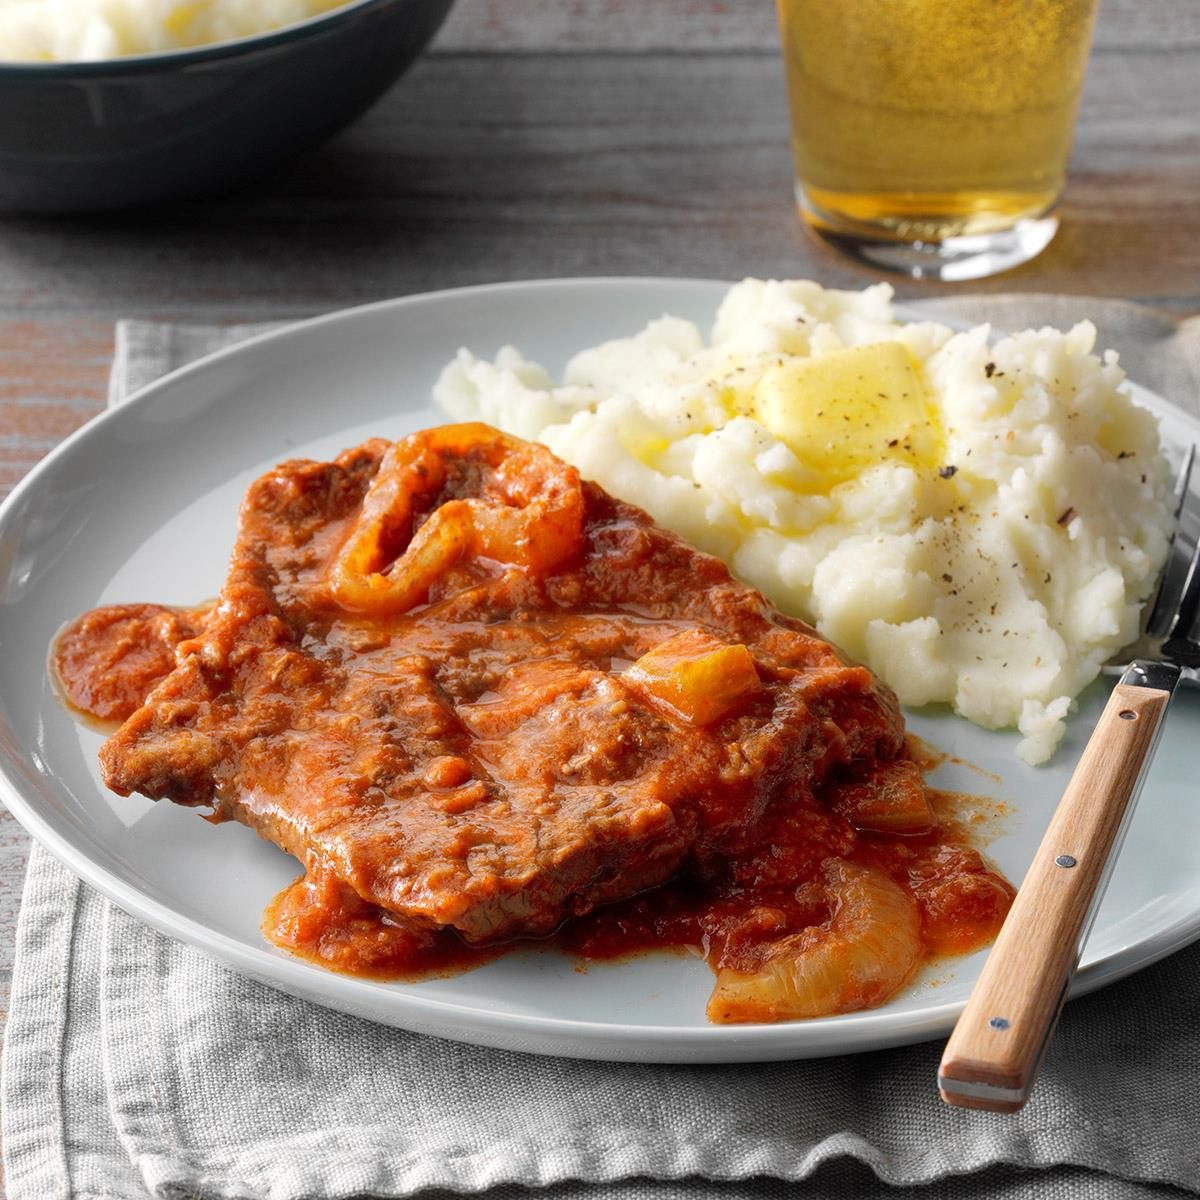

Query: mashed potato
0 0 348 61
435 279 1175 764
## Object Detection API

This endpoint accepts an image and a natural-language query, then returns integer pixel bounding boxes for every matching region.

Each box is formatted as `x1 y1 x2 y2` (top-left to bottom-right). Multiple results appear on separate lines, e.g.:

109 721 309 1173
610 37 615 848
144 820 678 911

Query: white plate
1 278 1198 1064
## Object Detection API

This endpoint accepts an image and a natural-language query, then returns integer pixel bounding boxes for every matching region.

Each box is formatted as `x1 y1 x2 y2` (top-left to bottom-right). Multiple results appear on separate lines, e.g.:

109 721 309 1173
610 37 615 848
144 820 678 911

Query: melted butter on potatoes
753 342 943 489
436 278 1173 765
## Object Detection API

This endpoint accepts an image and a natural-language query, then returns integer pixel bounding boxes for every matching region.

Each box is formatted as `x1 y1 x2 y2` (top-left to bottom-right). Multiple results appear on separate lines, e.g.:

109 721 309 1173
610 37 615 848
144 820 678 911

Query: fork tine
1145 444 1197 639
1162 525 1200 667
1173 443 1196 520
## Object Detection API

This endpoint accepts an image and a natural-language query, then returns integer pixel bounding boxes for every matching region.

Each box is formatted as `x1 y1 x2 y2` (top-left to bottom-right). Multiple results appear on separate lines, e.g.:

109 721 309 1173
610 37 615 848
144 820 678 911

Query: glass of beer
776 0 1099 281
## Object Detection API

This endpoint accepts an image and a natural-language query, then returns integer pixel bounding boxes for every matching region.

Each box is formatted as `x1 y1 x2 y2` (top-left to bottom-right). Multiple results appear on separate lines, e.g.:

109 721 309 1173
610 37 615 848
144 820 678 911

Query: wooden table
0 0 1197 1174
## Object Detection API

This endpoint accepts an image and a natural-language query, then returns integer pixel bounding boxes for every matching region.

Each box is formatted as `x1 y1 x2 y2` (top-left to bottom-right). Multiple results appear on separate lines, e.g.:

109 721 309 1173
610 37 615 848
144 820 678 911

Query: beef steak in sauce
96 425 905 945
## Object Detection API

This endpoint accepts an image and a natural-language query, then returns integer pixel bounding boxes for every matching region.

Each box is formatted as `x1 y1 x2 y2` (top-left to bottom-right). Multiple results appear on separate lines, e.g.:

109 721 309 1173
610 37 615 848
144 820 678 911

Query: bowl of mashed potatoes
0 0 453 211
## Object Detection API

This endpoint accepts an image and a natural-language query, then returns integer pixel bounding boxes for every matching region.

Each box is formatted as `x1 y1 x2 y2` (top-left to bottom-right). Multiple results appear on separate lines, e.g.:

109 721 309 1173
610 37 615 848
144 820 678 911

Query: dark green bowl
0 0 454 212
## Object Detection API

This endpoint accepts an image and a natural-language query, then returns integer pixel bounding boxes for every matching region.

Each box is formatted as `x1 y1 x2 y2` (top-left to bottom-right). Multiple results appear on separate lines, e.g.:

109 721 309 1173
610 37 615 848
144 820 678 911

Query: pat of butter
754 342 941 489
164 3 208 38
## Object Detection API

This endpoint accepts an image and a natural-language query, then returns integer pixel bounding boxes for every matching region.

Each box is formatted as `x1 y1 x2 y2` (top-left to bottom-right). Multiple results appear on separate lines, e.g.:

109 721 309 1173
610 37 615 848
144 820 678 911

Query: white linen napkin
4 298 1200 1200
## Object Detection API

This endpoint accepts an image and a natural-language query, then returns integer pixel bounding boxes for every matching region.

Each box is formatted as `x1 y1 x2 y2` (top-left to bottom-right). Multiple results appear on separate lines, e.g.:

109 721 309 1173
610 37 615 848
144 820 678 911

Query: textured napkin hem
121 1128 1200 1200
0 860 80 1199
108 320 290 408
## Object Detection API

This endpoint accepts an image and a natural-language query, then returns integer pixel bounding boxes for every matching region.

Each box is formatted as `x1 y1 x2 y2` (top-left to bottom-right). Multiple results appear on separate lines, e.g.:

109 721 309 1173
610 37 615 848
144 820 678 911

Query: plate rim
2 275 1198 1060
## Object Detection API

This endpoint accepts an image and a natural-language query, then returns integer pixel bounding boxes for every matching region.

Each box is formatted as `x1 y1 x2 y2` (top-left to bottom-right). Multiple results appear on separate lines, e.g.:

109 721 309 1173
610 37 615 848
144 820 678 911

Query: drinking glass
776 0 1100 281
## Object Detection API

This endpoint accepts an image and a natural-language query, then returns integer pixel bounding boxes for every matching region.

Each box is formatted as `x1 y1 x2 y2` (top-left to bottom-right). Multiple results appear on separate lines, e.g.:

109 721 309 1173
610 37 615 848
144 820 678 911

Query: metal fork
938 445 1200 1113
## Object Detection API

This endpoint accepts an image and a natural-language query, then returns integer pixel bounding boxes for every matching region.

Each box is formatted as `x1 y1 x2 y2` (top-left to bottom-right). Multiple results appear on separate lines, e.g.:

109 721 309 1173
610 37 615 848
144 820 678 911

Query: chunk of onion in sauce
706 861 922 1023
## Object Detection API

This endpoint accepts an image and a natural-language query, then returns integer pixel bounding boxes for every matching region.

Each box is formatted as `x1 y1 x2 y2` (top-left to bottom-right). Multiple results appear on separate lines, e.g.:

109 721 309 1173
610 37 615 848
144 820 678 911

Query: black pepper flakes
985 362 996 378
938 465 958 479
1056 507 1076 527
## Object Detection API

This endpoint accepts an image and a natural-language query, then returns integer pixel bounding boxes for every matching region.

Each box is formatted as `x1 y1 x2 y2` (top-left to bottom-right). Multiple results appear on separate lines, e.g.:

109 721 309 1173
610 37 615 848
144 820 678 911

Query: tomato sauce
53 603 207 725
265 869 504 981
560 778 1011 971
51 427 1016 1023
55 599 1014 1012
261 764 1013 989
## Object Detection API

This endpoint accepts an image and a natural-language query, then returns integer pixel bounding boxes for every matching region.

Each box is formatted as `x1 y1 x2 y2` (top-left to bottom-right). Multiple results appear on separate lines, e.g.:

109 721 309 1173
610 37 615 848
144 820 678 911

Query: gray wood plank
432 0 1200 54
0 46 1193 324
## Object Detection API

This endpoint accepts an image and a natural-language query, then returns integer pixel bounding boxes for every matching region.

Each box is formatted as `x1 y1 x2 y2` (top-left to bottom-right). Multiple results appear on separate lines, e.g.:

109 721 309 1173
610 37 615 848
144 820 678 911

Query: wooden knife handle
938 682 1173 1112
